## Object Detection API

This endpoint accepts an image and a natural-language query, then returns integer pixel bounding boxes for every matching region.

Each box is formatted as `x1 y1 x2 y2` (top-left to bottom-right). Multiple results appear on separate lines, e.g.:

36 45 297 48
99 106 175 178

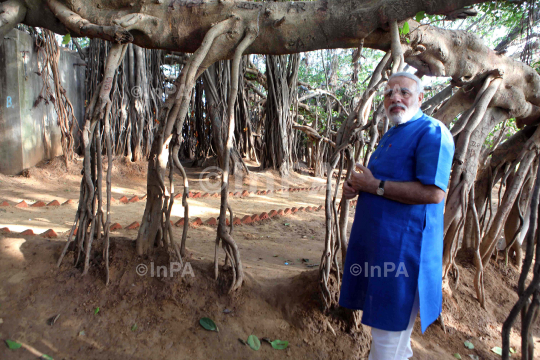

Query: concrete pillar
0 29 85 175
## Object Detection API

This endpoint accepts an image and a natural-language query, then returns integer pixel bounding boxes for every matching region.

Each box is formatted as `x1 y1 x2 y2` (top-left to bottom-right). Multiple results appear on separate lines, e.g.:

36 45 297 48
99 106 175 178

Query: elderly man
339 72 454 360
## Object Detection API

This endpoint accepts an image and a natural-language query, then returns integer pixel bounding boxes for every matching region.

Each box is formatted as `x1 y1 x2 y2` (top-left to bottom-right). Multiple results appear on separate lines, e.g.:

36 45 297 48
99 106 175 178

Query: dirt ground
0 156 538 359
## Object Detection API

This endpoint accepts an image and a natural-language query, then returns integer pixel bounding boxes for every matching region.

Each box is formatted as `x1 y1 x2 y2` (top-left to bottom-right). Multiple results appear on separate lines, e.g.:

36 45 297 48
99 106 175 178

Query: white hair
387 72 424 94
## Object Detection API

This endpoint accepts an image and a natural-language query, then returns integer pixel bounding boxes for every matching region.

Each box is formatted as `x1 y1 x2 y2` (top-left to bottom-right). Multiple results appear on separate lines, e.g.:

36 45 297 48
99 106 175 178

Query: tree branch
0 0 26 39
46 0 133 43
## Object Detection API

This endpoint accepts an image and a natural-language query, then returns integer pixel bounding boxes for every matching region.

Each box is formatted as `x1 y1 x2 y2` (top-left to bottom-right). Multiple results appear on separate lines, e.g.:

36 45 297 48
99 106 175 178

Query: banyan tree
1 0 539 358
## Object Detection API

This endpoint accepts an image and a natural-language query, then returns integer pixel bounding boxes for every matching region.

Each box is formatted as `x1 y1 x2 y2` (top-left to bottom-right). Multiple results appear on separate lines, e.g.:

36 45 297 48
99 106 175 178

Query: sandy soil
0 156 538 360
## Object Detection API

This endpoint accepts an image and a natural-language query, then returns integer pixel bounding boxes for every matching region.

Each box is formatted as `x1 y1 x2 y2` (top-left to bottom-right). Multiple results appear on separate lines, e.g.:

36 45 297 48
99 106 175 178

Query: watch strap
377 180 385 195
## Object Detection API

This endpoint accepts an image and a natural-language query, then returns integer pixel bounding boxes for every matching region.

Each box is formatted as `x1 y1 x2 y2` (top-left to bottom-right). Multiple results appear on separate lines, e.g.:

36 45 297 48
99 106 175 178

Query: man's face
383 76 424 125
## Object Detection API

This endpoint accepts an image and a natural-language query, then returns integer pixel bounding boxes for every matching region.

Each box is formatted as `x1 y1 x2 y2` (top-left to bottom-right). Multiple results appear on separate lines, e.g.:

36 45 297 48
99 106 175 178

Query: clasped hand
342 163 379 200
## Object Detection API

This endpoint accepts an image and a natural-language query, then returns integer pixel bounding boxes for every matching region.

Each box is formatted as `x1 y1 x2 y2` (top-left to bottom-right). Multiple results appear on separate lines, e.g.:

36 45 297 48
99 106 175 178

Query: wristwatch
376 180 385 196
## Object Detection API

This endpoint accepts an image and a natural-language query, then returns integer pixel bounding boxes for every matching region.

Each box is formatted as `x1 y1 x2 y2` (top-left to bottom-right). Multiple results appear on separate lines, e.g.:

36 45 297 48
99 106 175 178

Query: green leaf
405 38 410 44
464 340 474 349
40 355 54 360
415 11 426 22
271 339 289 350
199 317 218 332
5 340 22 350
94 307 100 315
62 33 71 45
131 324 138 332
510 348 516 354
247 335 261 351
402 21 410 35
453 354 462 359
491 346 503 355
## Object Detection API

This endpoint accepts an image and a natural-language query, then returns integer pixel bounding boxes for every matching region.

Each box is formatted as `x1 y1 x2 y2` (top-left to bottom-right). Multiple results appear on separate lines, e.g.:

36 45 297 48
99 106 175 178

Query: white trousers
367 290 420 360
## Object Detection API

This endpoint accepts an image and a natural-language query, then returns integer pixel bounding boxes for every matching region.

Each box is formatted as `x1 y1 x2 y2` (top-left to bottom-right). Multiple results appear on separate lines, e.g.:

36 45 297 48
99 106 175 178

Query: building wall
0 29 85 175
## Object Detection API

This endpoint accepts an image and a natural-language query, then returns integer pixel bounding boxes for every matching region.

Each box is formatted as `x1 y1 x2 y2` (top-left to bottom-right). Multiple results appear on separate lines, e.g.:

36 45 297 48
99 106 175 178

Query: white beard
385 103 419 125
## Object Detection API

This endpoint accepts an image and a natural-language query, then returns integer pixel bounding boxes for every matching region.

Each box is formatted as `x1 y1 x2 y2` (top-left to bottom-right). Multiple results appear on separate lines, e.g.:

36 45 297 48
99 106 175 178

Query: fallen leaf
199 317 218 332
5 340 21 350
464 340 474 350
491 347 503 355
271 339 289 350
247 334 261 351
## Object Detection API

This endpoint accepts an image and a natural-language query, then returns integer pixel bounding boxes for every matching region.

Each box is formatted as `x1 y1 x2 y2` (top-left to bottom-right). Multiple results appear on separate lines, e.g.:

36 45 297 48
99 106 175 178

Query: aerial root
56 44 127 284
214 28 258 293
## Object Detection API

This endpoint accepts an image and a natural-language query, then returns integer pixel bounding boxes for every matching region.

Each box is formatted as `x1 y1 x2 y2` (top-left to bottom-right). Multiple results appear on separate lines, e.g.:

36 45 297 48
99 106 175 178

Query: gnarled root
501 162 540 360
214 28 257 293
57 44 128 282
136 17 237 257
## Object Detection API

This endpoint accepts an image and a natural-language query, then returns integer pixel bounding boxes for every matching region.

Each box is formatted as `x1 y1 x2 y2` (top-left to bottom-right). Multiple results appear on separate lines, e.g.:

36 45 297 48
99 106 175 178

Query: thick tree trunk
204 62 246 176
132 45 150 161
261 54 299 175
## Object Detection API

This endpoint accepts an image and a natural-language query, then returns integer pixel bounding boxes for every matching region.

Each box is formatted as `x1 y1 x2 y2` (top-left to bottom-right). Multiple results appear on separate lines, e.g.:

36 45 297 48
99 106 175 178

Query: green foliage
399 21 410 36
62 33 71 45
533 60 540 75
247 335 261 351
199 317 218 332
270 339 289 350
5 340 22 350
484 118 518 149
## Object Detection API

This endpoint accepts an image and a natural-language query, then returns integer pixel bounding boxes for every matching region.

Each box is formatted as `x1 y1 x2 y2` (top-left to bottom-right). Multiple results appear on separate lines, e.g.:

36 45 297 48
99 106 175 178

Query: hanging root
479 138 540 267
172 144 190 257
36 30 77 167
390 20 405 73
469 187 486 308
57 44 127 282
214 27 258 293
46 0 133 43
320 148 346 308
451 74 503 172
501 162 540 360
136 17 236 257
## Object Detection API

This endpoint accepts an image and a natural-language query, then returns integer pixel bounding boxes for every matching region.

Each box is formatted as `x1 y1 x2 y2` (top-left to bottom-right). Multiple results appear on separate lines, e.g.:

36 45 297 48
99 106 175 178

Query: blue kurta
339 110 454 333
